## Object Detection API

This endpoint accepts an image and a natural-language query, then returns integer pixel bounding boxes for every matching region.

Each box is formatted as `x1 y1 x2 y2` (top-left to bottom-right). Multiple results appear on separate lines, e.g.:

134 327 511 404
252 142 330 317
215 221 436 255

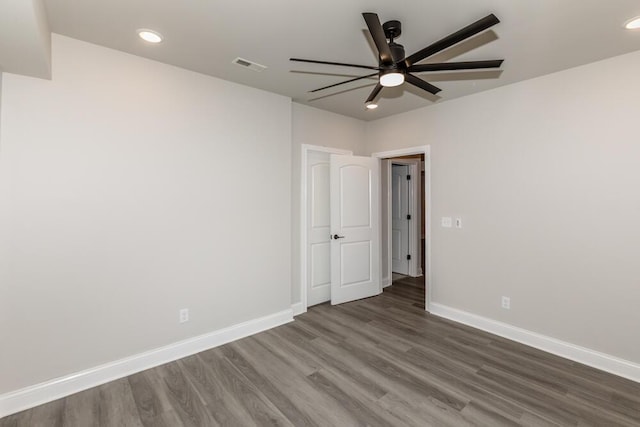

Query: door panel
340 241 372 286
311 163 330 228
307 152 331 306
330 154 380 305
340 165 371 228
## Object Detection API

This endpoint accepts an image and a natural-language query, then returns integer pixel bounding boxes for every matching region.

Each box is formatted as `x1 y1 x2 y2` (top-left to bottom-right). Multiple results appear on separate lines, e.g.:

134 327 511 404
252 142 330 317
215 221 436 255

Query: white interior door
306 152 332 306
330 154 380 305
391 164 410 275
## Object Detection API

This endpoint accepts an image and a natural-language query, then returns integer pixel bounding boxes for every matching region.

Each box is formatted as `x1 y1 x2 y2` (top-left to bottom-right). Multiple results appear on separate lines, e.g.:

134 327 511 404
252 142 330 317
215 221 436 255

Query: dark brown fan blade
365 83 383 103
408 59 503 73
404 14 500 67
290 58 379 71
363 13 393 64
309 73 378 93
405 74 441 95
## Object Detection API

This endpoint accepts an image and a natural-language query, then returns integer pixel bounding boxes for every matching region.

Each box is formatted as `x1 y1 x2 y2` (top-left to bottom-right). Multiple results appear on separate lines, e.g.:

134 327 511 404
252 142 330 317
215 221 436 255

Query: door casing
373 146 431 312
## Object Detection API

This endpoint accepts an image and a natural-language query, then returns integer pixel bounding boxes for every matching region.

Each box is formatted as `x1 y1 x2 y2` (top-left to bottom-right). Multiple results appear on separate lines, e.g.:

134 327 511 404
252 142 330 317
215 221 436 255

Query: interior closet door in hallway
391 164 410 275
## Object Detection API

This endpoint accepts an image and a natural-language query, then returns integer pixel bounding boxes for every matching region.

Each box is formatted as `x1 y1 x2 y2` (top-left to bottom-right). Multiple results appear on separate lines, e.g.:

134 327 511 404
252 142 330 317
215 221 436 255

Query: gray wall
365 50 640 364
0 35 292 394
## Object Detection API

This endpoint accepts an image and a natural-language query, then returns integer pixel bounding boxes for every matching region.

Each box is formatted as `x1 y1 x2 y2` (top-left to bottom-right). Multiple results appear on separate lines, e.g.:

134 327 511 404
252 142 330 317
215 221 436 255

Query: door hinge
406 214 411 220
406 254 412 260
406 175 411 180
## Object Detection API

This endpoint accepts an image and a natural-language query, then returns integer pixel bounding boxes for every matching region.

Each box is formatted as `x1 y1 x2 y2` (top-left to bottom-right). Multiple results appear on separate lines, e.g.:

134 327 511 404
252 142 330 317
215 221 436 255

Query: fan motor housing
383 20 401 39
388 42 406 64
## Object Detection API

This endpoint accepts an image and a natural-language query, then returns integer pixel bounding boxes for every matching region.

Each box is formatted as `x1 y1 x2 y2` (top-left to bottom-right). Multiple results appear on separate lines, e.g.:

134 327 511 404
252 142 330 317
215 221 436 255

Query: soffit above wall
0 0 51 79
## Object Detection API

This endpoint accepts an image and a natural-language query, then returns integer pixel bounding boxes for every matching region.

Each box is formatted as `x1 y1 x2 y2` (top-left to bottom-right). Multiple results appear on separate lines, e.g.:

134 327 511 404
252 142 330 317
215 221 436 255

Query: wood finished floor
3 276 640 426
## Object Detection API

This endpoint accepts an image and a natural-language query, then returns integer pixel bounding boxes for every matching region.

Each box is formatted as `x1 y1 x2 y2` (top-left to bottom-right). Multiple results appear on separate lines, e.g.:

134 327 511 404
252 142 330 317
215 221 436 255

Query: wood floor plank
63 386 100 427
28 399 65 427
3 276 640 426
459 401 523 427
378 392 472 427
375 393 436 427
253 330 320 376
128 369 182 427
306 370 399 427
178 353 249 426
267 326 389 401
154 363 218 427
1 399 65 427
312 303 414 352
195 349 293 426
474 365 600 426
97 378 143 427
230 337 367 426
334 325 528 423
339 337 469 410
308 308 485 411
219 344 320 426
0 414 19 427
478 362 639 426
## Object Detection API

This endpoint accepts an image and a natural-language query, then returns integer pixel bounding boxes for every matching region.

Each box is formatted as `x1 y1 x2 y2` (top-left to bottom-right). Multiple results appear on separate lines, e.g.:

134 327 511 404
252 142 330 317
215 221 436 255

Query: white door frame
300 144 353 315
372 145 431 312
388 159 421 278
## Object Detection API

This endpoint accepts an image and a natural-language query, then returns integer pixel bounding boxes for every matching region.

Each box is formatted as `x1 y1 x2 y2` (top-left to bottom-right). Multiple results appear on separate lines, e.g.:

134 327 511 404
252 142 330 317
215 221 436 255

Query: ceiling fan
291 13 504 109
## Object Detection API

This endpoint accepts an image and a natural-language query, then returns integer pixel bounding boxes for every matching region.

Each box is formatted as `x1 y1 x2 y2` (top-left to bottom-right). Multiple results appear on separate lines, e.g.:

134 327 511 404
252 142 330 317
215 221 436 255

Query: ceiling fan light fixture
138 29 163 43
379 69 404 87
625 16 640 30
290 12 503 108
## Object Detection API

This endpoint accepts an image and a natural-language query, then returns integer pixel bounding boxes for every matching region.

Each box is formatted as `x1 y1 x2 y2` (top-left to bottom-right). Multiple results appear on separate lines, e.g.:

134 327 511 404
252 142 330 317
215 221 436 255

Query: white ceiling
42 0 640 121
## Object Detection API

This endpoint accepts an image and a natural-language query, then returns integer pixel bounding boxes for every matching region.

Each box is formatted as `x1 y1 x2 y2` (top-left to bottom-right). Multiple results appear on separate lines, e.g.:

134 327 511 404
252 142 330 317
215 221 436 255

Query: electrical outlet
501 296 510 310
455 217 462 229
441 217 452 228
179 308 189 323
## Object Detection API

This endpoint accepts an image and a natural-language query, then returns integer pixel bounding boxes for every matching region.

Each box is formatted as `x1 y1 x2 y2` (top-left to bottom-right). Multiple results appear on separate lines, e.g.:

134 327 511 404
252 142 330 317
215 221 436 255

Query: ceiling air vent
232 57 267 72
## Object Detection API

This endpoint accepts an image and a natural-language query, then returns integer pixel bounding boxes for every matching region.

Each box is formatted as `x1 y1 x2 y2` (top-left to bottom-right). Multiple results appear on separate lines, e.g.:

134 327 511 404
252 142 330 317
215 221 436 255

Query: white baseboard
429 303 640 383
291 302 306 316
0 309 293 418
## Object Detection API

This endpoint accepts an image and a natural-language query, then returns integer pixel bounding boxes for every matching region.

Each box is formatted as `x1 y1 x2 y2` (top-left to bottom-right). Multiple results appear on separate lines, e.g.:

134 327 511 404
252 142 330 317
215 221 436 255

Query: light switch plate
455 217 462 228
441 217 452 228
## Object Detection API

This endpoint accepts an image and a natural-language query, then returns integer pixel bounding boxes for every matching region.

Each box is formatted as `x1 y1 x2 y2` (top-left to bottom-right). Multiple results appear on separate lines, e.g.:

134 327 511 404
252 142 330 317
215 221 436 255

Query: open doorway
386 156 424 279
373 146 430 312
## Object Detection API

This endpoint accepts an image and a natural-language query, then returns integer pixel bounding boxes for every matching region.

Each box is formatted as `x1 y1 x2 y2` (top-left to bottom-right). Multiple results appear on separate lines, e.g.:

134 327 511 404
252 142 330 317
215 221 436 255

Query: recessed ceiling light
138 29 163 43
624 16 640 30
366 102 378 110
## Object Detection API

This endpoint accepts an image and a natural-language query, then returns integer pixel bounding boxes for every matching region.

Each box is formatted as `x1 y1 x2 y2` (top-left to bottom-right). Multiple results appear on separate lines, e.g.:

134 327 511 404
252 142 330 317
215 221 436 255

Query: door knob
333 234 345 239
